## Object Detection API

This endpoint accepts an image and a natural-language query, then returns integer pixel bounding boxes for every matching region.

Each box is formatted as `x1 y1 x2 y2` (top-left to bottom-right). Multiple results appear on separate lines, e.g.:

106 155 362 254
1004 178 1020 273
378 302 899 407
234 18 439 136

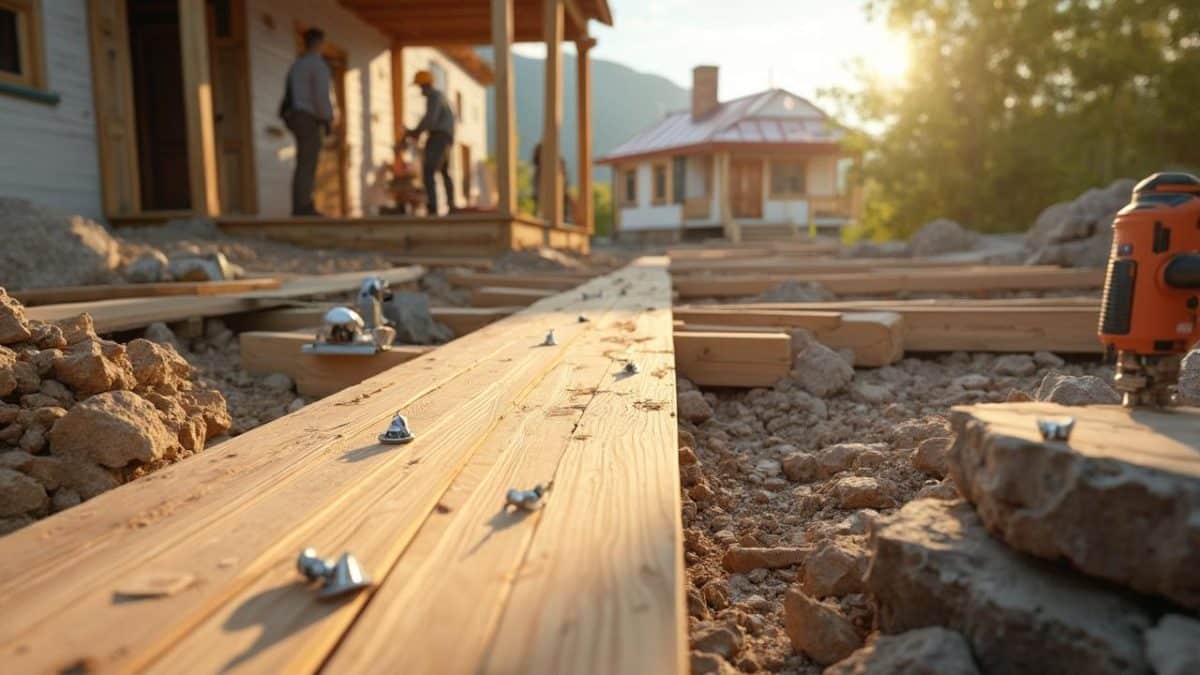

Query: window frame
0 0 47 95
651 160 670 206
620 167 638 207
671 155 687 204
768 158 808 199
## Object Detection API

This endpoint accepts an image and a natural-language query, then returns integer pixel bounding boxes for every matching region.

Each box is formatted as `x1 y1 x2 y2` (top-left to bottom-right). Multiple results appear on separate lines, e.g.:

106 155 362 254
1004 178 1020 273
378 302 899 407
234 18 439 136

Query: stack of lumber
0 258 685 674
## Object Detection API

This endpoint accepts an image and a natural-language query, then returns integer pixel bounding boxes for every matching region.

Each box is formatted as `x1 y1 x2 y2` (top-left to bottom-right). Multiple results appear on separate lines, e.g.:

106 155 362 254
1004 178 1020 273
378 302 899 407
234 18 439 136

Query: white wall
246 0 394 217
618 161 682 231
0 0 103 220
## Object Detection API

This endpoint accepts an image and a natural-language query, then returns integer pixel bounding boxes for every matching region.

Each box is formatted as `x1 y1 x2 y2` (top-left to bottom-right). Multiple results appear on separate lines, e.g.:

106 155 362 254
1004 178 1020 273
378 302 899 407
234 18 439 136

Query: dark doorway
128 0 192 210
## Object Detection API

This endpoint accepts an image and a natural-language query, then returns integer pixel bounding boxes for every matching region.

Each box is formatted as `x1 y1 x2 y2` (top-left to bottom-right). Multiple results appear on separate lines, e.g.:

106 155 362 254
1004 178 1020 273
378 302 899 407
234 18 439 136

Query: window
0 0 46 92
672 156 686 204
622 168 637 206
770 159 807 197
652 162 668 205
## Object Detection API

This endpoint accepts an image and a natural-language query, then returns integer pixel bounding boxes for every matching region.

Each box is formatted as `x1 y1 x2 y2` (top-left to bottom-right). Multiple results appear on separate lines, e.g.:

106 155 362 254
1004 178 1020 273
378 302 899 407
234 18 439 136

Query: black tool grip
1100 259 1135 335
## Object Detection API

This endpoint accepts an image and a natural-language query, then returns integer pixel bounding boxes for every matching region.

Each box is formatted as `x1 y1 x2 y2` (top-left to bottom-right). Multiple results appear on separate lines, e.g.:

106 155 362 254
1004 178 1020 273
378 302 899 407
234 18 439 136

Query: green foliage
592 182 614 237
827 0 1200 239
516 160 536 217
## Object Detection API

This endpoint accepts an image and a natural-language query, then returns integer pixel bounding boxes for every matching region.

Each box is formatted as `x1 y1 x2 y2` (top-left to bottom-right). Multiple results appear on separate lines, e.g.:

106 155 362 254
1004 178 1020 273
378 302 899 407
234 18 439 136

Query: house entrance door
729 159 763 219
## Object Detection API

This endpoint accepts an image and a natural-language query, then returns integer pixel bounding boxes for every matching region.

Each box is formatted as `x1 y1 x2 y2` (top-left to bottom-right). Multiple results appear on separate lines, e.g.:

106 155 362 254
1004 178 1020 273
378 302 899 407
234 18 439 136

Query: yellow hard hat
413 70 434 86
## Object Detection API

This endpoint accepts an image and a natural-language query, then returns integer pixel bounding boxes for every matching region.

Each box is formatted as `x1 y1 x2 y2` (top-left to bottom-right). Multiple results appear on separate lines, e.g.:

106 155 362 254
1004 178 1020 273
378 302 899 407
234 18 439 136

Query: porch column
575 36 595 234
178 0 220 216
540 0 564 226
390 42 405 145
717 152 739 243
491 0 517 216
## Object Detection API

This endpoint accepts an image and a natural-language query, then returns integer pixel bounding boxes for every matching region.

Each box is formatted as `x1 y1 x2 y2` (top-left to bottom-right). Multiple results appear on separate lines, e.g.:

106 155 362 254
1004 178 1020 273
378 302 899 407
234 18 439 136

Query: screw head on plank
1036 417 1075 441
297 548 372 600
506 483 551 511
542 329 557 346
623 361 640 375
379 412 415 444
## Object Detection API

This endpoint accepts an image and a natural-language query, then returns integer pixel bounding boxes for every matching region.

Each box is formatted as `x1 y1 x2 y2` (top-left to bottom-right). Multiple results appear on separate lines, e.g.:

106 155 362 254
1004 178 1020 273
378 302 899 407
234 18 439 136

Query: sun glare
860 28 911 82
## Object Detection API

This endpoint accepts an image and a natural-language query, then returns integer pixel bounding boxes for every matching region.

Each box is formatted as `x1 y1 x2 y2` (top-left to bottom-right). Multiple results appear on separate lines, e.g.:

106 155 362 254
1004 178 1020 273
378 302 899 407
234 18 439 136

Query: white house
597 65 861 242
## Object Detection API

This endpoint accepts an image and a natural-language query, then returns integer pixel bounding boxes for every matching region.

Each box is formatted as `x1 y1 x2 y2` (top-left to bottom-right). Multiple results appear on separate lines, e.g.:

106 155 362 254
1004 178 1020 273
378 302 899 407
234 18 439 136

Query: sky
514 0 909 104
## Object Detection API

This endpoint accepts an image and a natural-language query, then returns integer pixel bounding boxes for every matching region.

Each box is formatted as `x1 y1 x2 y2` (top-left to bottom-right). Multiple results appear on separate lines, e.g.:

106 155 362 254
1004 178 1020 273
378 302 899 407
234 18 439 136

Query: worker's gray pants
288 111 323 216
423 132 455 214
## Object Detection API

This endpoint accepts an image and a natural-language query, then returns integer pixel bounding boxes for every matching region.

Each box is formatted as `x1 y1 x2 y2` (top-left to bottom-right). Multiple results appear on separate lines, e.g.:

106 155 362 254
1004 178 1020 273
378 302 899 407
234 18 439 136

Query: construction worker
406 70 456 215
280 27 335 216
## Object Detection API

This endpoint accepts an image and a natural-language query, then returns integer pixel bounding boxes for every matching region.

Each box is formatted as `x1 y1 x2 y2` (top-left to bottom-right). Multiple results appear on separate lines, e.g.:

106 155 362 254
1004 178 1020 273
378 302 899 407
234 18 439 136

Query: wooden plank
87 0 141 216
672 267 1104 299
432 306 518 335
674 307 843 331
239 331 432 397
471 285 557 307
815 311 904 366
674 331 792 387
446 270 590 290
390 255 493 270
244 267 425 299
0 260 676 673
10 279 282 306
228 305 519 338
669 256 988 275
667 241 839 261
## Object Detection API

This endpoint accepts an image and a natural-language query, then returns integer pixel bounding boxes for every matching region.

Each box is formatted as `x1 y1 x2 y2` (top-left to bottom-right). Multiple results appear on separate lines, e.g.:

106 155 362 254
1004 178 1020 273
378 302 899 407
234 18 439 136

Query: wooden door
730 158 763 219
205 0 255 214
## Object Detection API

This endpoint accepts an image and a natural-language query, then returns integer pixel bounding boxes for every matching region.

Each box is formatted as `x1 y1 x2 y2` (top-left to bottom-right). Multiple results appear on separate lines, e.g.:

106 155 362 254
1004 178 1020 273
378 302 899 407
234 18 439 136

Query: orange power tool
1099 172 1200 406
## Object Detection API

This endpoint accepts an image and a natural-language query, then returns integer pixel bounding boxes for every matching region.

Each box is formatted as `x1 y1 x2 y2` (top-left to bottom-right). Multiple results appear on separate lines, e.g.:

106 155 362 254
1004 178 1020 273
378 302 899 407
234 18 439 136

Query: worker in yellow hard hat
406 69 457 215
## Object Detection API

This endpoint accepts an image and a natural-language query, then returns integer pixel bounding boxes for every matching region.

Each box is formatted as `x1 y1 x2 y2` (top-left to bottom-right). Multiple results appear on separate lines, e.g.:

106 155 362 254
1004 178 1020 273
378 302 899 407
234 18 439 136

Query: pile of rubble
673 327 1195 674
0 289 230 535
1024 178 1135 268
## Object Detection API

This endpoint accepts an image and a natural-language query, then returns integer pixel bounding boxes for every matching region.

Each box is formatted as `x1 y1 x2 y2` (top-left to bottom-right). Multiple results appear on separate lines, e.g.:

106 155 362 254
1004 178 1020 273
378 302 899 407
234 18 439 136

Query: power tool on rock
1099 172 1200 407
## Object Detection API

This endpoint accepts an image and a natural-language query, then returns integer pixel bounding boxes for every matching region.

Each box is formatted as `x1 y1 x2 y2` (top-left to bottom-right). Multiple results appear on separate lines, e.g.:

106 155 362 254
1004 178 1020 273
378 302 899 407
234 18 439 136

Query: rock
30 322 66 350
1024 179 1134 267
167 251 234 282
951 374 988 391
0 348 16 397
852 382 893 405
817 442 883 478
690 622 744 660
126 338 192 390
722 546 809 573
261 372 295 392
802 537 869 598
143 322 182 350
180 386 230 438
1033 351 1065 369
948 404 1200 611
0 289 33 344
677 390 713 423
49 391 180 468
754 458 781 477
0 467 48 516
12 359 39 394
57 458 119 499
690 651 737 675
1178 349 1200 405
790 330 854 398
287 397 306 414
124 250 169 283
384 291 453 345
782 452 818 482
915 479 960 500
1145 614 1200 675
912 436 952 477
0 198 122 290
867 499 1153 675
52 337 136 396
752 280 834 303
0 514 32 535
18 425 46 453
52 488 82 512
1034 372 1120 406
830 476 895 509
992 354 1036 377
909 219 979 258
38 379 74 407
824 627 980 675
783 588 863 665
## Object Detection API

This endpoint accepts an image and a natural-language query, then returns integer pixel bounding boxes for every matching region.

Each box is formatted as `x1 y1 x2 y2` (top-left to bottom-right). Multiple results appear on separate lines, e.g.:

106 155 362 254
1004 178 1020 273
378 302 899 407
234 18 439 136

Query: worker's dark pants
423 132 456 214
287 111 323 216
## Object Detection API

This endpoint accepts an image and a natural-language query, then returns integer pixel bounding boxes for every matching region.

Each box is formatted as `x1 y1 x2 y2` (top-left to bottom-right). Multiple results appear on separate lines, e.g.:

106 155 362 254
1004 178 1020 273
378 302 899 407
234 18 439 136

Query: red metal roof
597 89 844 163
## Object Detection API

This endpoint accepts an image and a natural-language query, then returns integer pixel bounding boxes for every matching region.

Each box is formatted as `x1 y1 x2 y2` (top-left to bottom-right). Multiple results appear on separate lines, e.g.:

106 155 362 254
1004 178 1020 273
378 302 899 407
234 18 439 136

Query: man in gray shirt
407 70 456 215
281 28 335 216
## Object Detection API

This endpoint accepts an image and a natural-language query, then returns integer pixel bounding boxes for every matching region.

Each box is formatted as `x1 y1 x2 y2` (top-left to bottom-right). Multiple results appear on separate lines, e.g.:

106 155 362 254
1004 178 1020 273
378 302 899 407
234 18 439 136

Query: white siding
0 0 103 220
618 160 682 231
246 0 394 217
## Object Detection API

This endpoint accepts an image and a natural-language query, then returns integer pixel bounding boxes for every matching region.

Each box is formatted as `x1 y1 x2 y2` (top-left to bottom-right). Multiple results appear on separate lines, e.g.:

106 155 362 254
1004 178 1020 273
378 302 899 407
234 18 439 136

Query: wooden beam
390 41 405 143
669 257 997 275
445 270 590 290
87 0 140 216
471 285 557 307
667 241 841 260
10 279 281 306
673 307 843 332
239 331 431 397
230 305 519 338
492 0 517 216
576 35 594 234
539 0 564 226
674 331 792 387
389 255 493 270
178 0 220 216
717 152 735 242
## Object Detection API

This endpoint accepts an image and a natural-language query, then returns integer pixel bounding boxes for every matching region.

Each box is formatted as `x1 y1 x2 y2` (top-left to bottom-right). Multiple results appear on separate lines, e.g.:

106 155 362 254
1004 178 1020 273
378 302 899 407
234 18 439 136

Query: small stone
992 354 1037 377
1033 351 1065 369
677 390 713 423
701 580 730 610
51 488 82 512
12 360 39 394
18 425 46 453
287 397 306 414
722 546 809 573
0 467 48 516
52 337 136 396
690 651 737 675
1146 614 1200 675
690 622 744 660
831 476 896 509
1034 372 1120 405
824 627 980 675
143 322 181 349
803 537 869 598
49 391 180 467
124 250 169 283
852 382 893 405
915 479 960 501
952 374 989 390
38 379 74 407
790 331 854 398
912 436 953 478
817 443 883 478
783 587 863 665
261 372 295 392
754 458 781 477
782 453 818 483
0 289 33 345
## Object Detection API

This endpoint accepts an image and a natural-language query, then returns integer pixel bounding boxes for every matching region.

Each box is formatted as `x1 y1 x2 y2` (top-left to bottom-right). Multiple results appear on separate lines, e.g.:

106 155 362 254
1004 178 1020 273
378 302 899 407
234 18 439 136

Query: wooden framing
491 0 517 216
390 41 406 145
87 0 140 216
674 331 792 387
576 35 595 233
0 0 46 91
539 0 564 226
9 279 281 306
177 0 220 216
240 331 432 396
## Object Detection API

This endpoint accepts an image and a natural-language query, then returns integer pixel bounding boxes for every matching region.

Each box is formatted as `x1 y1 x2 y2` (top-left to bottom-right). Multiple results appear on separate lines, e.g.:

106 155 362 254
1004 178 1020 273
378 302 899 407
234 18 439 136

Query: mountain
484 53 689 181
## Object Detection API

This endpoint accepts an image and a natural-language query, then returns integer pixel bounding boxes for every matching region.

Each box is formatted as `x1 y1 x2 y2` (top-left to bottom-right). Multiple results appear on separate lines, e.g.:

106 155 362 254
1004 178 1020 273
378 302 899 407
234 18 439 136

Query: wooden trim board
10 279 281 306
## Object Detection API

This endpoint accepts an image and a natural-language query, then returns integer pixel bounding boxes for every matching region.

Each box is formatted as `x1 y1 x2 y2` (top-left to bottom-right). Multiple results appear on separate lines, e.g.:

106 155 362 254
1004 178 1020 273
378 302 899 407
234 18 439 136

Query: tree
592 183 614 236
829 0 1200 240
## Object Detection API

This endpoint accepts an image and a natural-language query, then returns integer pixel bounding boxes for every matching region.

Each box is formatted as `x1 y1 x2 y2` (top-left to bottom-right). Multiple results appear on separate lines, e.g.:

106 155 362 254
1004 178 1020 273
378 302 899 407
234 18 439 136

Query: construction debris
1024 178 1135 267
908 219 980 258
0 198 123 290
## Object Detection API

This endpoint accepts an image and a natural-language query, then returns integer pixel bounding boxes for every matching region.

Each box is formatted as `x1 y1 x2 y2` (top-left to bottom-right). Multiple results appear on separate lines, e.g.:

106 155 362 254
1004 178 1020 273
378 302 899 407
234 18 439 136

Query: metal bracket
623 361 640 375
297 548 372 600
379 412 415 444
505 483 552 511
1036 417 1075 442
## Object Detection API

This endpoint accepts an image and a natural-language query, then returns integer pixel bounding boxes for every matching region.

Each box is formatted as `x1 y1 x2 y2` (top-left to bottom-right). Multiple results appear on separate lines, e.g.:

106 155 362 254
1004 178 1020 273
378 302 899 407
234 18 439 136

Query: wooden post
491 0 517 217
575 37 595 234
87 0 140 217
390 42 405 145
540 0 564 227
717 152 737 242
178 0 220 216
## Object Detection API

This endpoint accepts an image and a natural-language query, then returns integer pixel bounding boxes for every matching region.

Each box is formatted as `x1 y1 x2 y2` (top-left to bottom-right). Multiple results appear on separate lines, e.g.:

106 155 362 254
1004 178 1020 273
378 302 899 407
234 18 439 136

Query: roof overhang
337 0 612 46
597 141 846 166
439 46 495 85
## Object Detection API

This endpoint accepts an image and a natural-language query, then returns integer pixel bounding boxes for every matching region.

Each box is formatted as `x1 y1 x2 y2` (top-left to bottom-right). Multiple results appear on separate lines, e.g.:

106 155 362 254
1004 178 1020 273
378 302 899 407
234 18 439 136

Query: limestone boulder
790 330 854 398
783 587 863 665
948 403 1200 611
0 288 33 344
867 499 1154 675
825 627 980 675
802 536 869 598
49 391 180 467
384 291 453 345
1034 371 1120 406
909 219 979 258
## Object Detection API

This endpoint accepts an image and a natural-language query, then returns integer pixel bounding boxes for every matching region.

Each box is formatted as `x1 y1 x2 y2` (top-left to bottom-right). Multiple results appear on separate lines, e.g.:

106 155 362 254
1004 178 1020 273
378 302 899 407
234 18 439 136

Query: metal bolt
578 314 589 323
623 361 640 375
297 547 333 581
505 482 552 511
543 329 557 346
379 412 415 445
296 548 372 600
1036 417 1075 442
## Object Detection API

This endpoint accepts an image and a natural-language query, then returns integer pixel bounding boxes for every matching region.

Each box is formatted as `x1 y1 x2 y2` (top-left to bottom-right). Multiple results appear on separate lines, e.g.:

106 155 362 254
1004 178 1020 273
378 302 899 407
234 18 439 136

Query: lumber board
471 285 557 307
674 307 844 331
668 256 984 275
671 266 1104 299
9 278 281 306
390 255 494 270
445 270 592 290
674 331 793 387
239 331 433 397
814 311 905 366
667 241 839 260
228 305 519 338
244 266 425 299
0 258 684 675
728 296 1100 310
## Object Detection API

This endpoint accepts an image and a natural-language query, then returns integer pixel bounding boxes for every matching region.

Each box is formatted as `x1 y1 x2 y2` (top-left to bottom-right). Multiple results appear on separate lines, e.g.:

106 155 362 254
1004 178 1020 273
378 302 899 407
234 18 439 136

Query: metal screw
379 412 415 444
297 548 372 600
578 314 589 323
506 483 552 511
1036 417 1075 441
542 329 557 346
623 361 640 375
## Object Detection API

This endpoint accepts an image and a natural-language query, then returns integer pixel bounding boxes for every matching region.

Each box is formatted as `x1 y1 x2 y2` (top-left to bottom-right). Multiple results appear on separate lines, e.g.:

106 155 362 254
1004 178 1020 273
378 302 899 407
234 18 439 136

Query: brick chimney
692 65 719 120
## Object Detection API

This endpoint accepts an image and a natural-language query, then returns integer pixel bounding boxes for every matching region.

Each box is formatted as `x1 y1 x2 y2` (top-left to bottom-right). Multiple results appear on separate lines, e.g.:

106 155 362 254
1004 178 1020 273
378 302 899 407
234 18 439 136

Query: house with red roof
597 66 861 241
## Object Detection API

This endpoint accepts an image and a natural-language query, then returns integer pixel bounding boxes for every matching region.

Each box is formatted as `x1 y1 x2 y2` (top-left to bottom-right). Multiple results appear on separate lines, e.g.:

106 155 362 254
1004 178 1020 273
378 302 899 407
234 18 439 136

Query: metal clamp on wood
1036 417 1075 441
